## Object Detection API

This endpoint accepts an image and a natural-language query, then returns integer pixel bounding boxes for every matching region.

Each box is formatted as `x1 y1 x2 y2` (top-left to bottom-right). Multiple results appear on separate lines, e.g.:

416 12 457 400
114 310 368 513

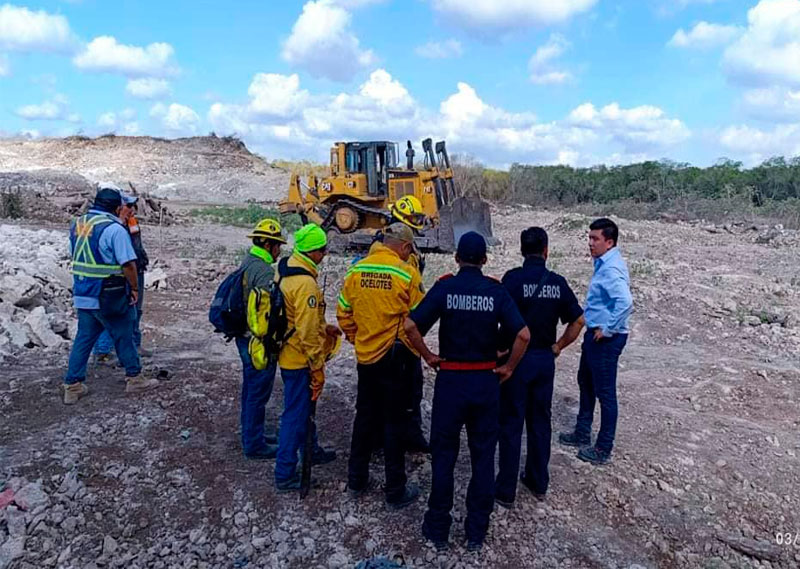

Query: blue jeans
275 367 318 483
65 308 141 384
423 370 499 544
94 273 145 354
575 331 628 453
496 349 555 500
236 336 277 455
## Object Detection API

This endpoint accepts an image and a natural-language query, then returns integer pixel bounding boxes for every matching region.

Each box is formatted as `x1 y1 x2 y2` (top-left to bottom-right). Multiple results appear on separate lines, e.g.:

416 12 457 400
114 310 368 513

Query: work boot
244 444 278 461
312 446 337 465
63 383 89 405
558 431 591 448
275 473 302 493
494 495 514 509
347 478 373 499
125 376 159 394
577 446 611 465
422 522 449 551
519 474 546 502
386 483 420 510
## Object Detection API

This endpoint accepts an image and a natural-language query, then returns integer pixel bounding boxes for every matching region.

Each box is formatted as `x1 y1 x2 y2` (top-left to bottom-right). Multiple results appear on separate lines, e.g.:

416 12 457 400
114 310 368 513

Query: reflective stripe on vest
70 214 123 278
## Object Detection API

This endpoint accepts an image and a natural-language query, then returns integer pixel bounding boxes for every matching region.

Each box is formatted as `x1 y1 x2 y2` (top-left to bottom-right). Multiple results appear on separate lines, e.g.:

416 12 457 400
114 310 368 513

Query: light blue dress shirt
71 209 138 309
583 247 633 337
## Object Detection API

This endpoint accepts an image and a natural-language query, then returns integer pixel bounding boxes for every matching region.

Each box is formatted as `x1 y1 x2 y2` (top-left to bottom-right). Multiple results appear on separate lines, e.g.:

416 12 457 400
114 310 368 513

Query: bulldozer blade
434 196 495 253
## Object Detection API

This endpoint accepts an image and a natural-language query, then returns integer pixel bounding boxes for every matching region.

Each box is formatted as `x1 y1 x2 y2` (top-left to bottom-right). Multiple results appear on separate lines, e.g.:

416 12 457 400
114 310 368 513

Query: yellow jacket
278 252 328 371
337 242 425 365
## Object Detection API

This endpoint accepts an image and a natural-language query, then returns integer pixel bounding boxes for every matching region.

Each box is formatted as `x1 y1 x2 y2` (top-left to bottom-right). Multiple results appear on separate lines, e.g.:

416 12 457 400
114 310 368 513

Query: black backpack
209 266 248 341
262 257 313 359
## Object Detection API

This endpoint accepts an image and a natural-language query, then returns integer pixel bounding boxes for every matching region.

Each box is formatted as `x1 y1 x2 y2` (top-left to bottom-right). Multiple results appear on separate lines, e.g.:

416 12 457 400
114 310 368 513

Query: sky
1 0 799 168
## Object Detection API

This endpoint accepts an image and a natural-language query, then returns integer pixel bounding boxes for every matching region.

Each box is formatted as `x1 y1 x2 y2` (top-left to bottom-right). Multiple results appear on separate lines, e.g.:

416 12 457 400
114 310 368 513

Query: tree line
452 156 800 209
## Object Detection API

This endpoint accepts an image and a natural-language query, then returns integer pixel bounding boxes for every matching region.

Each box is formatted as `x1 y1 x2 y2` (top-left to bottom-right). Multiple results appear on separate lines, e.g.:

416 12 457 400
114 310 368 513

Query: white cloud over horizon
207 68 690 167
668 21 742 49
0 4 76 53
14 94 77 122
74 36 180 78
281 0 376 82
723 0 800 87
126 78 171 99
150 102 200 135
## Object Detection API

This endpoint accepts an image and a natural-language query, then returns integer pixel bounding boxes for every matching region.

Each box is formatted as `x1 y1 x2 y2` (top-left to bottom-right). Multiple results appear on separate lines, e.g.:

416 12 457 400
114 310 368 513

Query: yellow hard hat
247 218 287 243
390 196 425 230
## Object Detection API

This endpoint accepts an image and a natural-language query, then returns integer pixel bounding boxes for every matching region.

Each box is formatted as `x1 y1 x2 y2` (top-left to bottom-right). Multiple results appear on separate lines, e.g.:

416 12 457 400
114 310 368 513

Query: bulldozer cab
339 141 399 197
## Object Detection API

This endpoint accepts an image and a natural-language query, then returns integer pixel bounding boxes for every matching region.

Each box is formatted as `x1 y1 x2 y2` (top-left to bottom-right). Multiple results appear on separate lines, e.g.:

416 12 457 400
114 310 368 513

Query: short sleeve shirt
501 257 583 350
409 266 525 362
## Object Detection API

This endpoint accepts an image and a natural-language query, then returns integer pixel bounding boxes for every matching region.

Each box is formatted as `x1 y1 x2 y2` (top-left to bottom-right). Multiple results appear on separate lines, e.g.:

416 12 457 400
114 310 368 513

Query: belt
439 361 496 371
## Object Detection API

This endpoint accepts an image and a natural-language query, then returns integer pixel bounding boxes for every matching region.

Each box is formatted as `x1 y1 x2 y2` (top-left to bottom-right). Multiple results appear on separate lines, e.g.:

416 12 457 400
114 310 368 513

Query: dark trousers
65 307 141 384
408 356 426 443
370 348 425 451
575 331 628 453
496 349 555 500
423 370 499 544
348 345 412 501
235 336 277 456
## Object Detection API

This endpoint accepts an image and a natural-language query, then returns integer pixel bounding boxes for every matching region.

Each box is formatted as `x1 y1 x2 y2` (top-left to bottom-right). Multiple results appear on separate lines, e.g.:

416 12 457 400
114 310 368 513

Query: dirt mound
0 135 289 204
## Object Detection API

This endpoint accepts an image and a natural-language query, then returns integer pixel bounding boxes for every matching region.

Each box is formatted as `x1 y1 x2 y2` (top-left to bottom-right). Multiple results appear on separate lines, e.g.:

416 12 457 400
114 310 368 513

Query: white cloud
528 34 572 85
719 123 800 163
123 122 140 135
151 102 200 134
669 21 742 49
430 0 597 31
73 36 179 78
281 0 376 82
741 87 800 121
97 112 117 129
568 102 691 148
0 53 8 76
0 4 75 53
126 77 171 99
15 94 71 121
415 39 463 59
248 73 309 120
723 0 800 87
209 68 689 166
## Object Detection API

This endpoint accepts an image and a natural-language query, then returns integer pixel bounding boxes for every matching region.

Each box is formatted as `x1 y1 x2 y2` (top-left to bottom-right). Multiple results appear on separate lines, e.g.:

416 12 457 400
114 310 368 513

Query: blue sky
1 0 799 167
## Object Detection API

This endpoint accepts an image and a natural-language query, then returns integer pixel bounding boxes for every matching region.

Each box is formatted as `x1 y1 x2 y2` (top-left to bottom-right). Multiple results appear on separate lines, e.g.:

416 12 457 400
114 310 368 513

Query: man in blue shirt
559 218 633 464
63 185 159 405
405 232 530 552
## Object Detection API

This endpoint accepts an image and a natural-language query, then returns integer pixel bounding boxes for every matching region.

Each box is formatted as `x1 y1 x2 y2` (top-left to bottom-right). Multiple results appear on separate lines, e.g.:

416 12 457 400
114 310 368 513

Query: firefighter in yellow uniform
274 223 341 492
337 223 426 508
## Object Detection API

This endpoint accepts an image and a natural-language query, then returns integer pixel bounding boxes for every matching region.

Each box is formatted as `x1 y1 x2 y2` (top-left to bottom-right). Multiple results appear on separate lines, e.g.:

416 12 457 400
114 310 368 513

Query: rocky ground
1 203 800 569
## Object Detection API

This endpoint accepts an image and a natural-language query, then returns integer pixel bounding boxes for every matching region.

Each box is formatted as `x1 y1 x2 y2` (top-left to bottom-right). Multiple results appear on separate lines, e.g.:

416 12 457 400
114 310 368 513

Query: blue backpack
209 267 247 340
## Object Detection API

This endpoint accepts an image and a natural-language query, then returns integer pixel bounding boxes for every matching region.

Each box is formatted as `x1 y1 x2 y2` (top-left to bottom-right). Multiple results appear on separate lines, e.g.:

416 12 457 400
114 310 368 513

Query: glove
310 368 325 401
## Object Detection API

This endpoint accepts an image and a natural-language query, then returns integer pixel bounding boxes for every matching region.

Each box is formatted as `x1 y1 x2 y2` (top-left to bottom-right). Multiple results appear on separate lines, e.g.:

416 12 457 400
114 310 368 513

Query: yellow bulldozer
279 138 493 252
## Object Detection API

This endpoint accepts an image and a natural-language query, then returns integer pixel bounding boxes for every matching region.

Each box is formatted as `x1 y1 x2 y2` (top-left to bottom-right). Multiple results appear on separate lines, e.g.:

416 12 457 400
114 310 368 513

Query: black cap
93 187 123 213
456 231 487 264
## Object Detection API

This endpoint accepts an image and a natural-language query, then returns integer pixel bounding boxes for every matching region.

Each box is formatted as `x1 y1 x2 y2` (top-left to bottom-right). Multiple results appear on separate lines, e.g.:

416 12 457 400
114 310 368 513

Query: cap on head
120 192 138 205
93 187 123 211
384 222 415 244
294 223 328 253
247 218 287 243
456 231 487 264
